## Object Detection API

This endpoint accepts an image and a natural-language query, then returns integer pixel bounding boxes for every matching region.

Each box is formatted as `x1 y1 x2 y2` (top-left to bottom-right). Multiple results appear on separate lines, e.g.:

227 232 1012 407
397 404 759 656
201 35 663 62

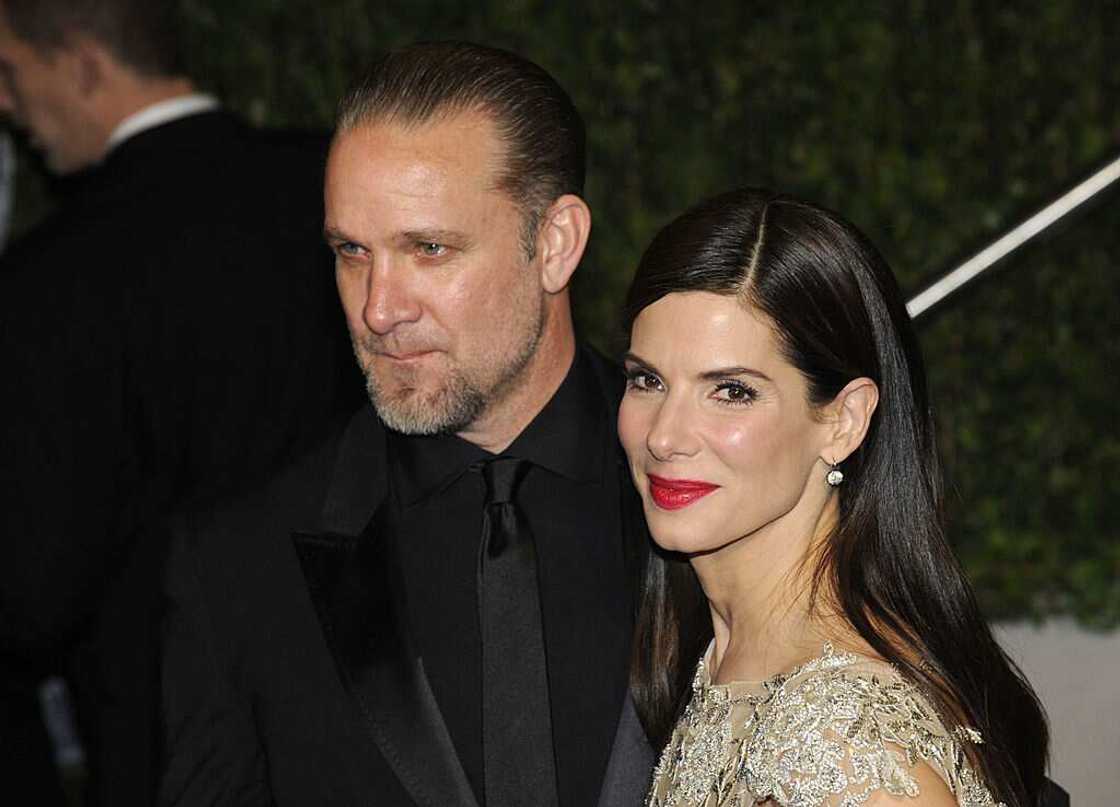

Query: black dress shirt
388 347 632 807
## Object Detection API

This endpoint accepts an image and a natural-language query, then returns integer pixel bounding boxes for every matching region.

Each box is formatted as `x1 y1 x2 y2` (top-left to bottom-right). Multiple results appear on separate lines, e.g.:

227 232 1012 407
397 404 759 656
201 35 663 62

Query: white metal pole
907 155 1120 319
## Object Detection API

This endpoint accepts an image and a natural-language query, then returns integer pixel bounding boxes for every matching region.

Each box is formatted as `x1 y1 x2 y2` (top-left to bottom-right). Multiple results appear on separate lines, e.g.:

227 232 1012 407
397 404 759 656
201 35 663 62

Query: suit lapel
597 696 656 807
293 409 478 807
293 361 656 807
585 346 651 620
585 347 657 804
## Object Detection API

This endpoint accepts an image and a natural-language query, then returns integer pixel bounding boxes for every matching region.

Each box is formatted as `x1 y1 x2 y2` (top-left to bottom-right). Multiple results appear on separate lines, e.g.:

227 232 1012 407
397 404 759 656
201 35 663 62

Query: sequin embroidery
646 644 1003 807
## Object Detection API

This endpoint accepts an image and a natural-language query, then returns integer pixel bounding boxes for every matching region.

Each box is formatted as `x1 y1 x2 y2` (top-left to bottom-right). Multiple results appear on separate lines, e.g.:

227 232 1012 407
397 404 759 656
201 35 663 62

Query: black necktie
478 458 560 807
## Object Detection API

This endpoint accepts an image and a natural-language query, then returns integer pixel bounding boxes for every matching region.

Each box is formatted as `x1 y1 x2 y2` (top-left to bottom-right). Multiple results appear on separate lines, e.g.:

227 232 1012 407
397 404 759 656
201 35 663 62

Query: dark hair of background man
0 0 182 76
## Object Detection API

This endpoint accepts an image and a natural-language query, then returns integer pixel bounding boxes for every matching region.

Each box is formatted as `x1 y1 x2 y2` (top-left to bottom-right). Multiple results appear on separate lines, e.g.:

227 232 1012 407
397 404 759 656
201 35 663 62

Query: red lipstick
647 474 720 510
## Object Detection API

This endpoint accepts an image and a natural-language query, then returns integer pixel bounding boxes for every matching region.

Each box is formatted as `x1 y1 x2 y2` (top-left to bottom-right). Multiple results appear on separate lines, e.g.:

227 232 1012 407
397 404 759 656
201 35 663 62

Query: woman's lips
647 474 720 510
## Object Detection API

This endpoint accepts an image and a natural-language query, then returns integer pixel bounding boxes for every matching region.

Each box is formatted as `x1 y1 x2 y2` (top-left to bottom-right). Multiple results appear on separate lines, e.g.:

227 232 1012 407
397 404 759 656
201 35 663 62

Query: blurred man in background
0 1 361 804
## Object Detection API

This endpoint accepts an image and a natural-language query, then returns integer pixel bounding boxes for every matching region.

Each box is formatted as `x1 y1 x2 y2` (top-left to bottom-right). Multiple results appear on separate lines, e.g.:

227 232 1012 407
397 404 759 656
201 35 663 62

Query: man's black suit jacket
0 110 361 806
159 354 656 807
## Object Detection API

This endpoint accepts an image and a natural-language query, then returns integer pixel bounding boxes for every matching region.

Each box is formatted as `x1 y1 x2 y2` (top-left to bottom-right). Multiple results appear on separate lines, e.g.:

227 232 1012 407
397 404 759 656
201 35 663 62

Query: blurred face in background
325 110 548 436
0 10 98 173
618 291 831 557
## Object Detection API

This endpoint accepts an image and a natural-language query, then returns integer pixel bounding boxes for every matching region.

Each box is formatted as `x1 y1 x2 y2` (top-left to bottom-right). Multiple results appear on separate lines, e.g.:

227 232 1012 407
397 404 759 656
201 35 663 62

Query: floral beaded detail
645 643 1003 807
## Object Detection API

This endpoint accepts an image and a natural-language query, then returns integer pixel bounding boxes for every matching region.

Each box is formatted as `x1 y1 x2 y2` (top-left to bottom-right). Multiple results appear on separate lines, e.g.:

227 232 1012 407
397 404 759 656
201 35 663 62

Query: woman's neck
692 497 849 684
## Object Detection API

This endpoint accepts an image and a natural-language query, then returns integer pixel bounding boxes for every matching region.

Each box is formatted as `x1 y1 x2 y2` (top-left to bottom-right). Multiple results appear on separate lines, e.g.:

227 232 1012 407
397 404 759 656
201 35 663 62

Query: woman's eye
713 381 757 405
625 369 663 393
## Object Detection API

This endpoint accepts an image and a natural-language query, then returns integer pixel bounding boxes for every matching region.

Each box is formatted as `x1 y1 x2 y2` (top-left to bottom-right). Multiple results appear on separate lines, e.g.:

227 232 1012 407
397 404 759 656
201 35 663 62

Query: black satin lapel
582 345 649 603
597 696 656 807
617 447 651 613
293 514 478 807
1042 779 1069 807
587 344 655 806
319 406 388 536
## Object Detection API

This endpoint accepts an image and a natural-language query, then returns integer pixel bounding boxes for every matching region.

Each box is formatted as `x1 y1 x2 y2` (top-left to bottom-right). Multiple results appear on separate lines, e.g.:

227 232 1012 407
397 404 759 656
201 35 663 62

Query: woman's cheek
705 418 750 459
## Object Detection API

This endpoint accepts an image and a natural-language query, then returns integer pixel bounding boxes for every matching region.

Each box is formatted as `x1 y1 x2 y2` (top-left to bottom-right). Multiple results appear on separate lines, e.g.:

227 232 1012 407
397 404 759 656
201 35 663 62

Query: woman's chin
648 526 725 557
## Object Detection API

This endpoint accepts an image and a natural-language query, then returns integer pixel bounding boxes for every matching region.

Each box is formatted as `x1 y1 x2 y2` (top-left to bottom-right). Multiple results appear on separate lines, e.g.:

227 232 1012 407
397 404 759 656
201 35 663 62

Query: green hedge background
15 1 1120 626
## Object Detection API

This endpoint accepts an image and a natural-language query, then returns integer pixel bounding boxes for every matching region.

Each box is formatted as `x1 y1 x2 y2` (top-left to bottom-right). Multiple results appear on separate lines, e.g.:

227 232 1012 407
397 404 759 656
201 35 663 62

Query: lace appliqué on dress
645 644 1003 807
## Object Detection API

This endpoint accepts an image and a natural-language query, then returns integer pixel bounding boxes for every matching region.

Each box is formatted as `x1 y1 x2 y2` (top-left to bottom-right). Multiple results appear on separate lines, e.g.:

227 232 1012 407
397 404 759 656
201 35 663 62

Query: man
160 42 655 806
0 1 360 804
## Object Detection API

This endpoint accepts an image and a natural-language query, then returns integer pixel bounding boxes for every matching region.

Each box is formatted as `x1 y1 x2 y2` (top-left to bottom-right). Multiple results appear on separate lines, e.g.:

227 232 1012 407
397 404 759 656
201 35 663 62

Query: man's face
325 111 548 436
0 12 92 173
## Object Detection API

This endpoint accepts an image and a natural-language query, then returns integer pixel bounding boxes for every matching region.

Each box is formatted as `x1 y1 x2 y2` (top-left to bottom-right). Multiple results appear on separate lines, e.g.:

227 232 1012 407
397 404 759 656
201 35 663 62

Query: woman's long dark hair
626 188 1048 807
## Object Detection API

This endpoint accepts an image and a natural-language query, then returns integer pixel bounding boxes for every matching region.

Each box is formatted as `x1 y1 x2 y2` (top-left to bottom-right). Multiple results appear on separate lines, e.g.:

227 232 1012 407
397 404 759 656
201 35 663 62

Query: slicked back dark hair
626 188 1049 807
336 41 586 258
0 0 182 77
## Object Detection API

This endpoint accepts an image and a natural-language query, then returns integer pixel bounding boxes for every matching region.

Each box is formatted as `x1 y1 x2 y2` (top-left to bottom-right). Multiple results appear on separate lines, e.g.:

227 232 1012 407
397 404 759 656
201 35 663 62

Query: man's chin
367 383 483 437
43 149 87 177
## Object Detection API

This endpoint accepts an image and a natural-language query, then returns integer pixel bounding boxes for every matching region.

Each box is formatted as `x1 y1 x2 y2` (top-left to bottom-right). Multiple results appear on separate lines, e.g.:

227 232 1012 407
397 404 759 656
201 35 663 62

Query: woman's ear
536 194 591 294
821 377 879 465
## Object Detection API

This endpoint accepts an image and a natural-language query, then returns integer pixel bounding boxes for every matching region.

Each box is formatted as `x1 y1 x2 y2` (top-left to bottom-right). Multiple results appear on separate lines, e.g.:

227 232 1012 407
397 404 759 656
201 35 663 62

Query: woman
619 188 1049 807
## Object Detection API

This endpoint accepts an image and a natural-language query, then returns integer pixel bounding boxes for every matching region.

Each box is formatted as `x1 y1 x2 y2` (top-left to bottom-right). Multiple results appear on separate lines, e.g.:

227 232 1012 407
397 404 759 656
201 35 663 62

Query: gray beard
352 308 545 436
360 357 487 435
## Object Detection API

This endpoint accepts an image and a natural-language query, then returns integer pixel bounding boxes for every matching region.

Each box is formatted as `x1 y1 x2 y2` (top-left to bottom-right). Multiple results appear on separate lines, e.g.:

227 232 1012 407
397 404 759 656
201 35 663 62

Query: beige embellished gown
646 644 1003 807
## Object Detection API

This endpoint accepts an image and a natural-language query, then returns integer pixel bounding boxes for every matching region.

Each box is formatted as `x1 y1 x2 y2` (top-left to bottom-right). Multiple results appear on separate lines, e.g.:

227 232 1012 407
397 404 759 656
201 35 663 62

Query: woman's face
618 291 831 555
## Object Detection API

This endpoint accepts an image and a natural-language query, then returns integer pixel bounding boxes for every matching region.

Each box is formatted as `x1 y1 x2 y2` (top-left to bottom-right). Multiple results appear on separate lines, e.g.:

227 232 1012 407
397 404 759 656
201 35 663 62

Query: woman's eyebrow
622 351 655 369
697 366 772 383
623 354 772 384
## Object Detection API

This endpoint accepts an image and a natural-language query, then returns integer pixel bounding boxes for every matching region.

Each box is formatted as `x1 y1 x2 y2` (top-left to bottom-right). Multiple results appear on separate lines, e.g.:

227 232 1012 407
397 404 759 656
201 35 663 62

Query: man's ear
65 34 108 97
821 377 879 465
536 194 591 294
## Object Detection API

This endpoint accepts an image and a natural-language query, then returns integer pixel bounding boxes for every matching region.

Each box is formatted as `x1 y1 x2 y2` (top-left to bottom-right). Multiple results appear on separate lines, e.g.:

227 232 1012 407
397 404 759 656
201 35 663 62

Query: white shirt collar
105 93 221 154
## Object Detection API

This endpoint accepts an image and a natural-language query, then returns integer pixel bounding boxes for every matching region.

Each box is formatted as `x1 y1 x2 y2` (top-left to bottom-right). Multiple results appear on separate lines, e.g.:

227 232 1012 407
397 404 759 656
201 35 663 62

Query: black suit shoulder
0 109 361 648
160 407 401 805
170 409 367 553
0 107 363 807
165 404 388 644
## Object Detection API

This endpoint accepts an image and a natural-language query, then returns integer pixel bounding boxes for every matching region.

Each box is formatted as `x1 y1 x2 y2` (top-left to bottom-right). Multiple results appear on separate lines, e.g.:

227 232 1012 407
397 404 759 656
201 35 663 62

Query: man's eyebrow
398 228 472 247
322 226 351 243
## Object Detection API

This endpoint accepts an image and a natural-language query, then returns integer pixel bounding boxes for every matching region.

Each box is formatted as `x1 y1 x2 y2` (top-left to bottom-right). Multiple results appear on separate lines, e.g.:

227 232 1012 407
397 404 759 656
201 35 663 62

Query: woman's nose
645 394 700 462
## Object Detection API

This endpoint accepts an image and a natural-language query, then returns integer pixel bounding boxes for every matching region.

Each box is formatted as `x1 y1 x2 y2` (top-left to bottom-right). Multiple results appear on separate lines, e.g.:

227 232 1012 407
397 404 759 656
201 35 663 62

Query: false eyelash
624 366 661 392
713 380 758 405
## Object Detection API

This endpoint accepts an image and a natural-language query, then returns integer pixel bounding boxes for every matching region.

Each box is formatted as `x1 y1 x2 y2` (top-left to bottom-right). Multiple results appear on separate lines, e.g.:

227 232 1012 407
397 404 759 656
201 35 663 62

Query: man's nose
645 394 700 462
362 258 422 335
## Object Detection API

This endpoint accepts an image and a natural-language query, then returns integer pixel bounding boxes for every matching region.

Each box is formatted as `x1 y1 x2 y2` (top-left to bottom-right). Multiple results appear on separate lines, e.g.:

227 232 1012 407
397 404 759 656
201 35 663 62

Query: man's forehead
327 110 512 195
333 110 506 175
324 111 524 236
